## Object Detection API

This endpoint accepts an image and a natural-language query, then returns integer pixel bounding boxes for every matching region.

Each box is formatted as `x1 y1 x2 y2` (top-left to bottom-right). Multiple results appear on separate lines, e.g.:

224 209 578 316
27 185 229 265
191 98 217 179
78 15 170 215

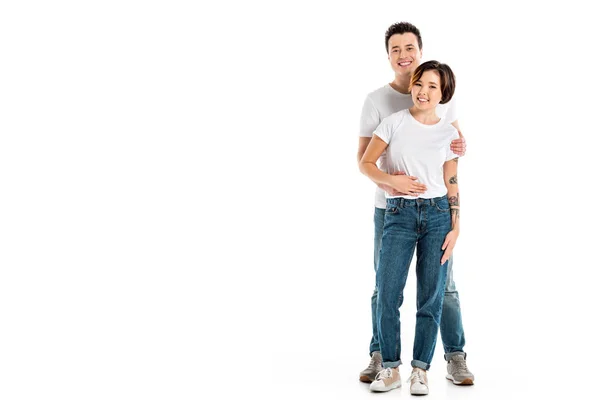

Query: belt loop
400 198 404 208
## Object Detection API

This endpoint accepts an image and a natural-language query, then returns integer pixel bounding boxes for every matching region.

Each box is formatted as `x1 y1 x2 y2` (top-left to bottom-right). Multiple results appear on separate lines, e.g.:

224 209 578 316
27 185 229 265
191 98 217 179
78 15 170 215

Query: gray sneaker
446 354 474 385
359 352 383 383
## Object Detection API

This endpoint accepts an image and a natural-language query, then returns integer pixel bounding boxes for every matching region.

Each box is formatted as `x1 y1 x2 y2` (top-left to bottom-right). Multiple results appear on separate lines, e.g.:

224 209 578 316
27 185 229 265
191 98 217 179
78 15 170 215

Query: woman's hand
389 174 427 196
441 230 459 265
378 171 410 196
378 183 402 196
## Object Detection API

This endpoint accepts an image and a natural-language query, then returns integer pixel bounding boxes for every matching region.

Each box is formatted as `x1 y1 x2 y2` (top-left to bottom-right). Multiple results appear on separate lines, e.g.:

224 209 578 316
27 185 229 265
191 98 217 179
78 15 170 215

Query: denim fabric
369 209 466 358
369 207 386 356
440 257 466 355
376 196 451 370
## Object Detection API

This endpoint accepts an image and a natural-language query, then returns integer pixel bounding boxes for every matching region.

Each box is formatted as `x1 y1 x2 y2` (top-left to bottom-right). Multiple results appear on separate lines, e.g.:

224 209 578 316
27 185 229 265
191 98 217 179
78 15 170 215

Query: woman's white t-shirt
359 84 458 208
373 108 459 200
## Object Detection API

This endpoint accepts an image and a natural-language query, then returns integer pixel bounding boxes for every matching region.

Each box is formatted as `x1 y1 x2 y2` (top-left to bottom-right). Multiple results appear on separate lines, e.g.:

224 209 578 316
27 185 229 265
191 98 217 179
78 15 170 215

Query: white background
1 1 599 399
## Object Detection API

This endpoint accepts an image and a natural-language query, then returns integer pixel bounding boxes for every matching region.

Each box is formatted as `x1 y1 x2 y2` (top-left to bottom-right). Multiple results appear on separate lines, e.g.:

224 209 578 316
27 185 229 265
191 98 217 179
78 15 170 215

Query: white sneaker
369 367 401 392
408 367 429 395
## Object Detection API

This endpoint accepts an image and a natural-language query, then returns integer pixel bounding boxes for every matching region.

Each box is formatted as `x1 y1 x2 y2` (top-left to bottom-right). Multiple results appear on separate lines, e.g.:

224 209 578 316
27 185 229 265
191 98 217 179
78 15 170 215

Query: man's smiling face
387 33 422 77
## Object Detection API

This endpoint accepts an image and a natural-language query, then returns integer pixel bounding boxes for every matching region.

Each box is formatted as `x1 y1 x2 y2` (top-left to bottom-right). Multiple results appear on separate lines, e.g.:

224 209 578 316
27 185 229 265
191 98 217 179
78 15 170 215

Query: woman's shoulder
440 123 460 140
380 108 409 128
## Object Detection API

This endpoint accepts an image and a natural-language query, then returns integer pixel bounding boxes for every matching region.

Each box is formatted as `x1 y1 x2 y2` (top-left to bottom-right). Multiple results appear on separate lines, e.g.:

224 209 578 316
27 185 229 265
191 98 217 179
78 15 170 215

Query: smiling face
411 70 442 111
387 33 422 77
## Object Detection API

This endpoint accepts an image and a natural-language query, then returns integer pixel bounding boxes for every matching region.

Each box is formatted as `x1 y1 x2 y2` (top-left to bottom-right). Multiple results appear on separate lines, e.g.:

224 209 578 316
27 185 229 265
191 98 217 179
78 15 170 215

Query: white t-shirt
374 108 459 199
359 84 458 208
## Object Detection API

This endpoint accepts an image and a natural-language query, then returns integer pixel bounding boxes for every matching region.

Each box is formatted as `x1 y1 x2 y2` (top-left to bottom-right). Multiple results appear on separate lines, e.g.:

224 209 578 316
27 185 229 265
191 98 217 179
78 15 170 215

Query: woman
359 60 461 396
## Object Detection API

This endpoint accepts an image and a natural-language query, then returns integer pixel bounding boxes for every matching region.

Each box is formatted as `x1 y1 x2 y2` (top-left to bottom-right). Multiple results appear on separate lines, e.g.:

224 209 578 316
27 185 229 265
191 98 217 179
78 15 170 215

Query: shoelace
408 369 426 384
453 359 469 374
368 356 381 369
374 367 393 381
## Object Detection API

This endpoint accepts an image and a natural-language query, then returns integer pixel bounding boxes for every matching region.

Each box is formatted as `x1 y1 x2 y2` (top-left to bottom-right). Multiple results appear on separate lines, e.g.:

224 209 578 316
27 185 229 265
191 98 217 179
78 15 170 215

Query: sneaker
408 367 429 395
369 367 401 392
446 354 474 385
359 352 382 383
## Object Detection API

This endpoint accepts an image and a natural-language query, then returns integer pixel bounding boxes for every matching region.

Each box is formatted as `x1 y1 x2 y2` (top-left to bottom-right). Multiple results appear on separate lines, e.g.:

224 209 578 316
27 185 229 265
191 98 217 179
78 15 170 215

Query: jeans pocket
435 200 450 213
386 206 399 214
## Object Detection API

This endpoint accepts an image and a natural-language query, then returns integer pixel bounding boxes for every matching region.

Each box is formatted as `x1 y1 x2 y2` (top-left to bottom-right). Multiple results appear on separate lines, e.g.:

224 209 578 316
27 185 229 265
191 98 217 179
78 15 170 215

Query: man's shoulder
364 84 391 101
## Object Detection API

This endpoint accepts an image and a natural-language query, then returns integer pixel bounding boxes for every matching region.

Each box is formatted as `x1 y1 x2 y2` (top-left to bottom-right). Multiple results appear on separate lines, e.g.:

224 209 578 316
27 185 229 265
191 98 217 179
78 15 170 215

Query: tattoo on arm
449 192 460 221
452 157 459 163
448 194 460 207
449 175 458 184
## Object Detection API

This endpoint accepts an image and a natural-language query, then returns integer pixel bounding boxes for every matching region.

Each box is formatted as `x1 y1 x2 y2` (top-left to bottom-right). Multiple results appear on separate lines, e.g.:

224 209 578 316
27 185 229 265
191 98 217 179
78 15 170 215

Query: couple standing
357 22 475 395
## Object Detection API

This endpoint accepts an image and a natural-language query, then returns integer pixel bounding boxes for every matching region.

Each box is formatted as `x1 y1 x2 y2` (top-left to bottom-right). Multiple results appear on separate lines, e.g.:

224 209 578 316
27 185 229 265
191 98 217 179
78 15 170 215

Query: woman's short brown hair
409 60 456 104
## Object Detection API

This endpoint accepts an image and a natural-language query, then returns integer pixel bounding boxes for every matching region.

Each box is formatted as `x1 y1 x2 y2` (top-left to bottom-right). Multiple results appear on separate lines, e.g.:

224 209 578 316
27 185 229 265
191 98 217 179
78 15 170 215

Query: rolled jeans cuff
411 360 430 371
382 360 402 368
444 351 466 361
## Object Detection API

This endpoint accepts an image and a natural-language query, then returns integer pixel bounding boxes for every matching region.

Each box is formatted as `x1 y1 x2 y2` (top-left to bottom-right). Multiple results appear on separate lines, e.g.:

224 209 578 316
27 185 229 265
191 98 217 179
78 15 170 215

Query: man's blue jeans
369 196 464 369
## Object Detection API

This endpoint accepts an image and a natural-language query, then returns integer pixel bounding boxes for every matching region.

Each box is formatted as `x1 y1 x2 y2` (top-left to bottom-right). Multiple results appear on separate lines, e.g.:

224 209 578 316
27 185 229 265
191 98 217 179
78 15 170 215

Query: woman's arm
444 157 460 232
357 136 405 196
441 157 460 265
359 135 427 196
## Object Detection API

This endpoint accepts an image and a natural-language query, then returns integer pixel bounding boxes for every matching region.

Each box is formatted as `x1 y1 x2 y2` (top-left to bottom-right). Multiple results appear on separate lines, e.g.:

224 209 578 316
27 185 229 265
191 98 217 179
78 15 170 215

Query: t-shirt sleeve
359 96 380 137
445 96 458 124
373 114 396 144
445 128 461 161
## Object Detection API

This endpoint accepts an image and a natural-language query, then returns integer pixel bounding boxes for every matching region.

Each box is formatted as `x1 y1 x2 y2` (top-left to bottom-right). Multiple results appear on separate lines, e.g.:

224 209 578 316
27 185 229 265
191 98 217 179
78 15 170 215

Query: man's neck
389 73 412 94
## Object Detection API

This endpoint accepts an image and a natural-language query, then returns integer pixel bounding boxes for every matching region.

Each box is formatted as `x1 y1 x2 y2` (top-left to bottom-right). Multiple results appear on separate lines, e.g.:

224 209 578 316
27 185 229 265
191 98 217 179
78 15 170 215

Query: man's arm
450 120 467 156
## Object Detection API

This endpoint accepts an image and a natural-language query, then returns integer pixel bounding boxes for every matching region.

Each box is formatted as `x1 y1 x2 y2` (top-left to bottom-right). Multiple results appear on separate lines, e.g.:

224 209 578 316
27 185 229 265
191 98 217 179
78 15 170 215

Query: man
357 22 474 387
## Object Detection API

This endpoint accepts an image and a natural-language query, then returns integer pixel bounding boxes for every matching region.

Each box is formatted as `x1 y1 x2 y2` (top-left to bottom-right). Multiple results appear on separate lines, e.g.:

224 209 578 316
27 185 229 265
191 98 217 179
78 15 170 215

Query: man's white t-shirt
359 84 458 208
374 108 459 200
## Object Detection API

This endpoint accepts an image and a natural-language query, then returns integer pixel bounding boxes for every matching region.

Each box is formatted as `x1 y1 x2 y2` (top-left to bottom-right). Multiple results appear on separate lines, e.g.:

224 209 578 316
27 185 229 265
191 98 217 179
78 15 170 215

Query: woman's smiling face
411 70 442 110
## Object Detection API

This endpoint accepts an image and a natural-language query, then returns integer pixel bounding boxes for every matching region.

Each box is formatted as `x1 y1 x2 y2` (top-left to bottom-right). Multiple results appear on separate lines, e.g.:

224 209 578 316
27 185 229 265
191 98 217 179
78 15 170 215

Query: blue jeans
369 207 466 359
374 196 453 370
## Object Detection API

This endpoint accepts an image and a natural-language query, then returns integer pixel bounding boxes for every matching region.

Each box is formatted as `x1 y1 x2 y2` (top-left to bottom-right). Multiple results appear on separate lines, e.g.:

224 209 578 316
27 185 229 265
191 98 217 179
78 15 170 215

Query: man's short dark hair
409 60 456 104
385 22 423 53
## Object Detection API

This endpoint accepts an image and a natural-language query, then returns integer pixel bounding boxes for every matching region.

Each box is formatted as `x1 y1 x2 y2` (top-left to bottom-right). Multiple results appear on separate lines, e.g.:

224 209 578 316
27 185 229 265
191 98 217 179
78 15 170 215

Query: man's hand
450 136 467 157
